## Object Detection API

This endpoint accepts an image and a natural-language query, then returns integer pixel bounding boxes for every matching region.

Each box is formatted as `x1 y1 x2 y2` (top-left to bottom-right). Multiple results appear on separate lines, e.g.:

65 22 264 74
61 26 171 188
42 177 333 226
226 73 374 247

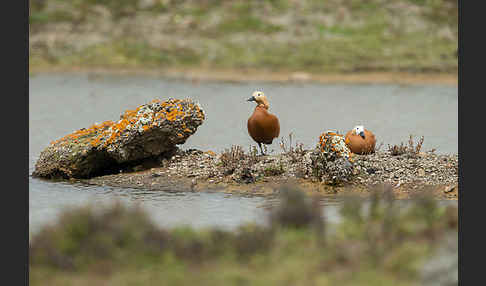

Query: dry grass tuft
279 132 306 163
375 142 384 152
219 145 247 174
388 135 424 157
270 185 323 230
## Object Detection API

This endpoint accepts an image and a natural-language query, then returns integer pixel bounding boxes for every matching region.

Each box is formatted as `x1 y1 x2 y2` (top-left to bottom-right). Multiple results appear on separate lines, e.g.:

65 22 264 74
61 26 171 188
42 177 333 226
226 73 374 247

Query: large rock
310 131 354 185
33 98 205 179
317 131 353 161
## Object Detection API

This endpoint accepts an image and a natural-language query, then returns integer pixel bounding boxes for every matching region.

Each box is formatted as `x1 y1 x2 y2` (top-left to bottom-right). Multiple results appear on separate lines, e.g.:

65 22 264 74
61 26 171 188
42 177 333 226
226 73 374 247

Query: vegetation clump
270 185 323 230
219 145 248 175
30 186 458 285
279 132 306 163
388 135 425 157
263 162 285 176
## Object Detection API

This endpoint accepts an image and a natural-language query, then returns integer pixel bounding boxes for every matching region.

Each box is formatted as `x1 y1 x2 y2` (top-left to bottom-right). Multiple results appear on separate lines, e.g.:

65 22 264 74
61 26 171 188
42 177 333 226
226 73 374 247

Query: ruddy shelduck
344 125 376 155
247 91 280 155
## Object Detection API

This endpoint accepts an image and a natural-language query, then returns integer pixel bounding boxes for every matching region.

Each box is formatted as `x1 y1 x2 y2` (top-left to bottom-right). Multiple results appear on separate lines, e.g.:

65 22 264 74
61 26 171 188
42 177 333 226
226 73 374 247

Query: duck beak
247 96 256 102
359 131 365 139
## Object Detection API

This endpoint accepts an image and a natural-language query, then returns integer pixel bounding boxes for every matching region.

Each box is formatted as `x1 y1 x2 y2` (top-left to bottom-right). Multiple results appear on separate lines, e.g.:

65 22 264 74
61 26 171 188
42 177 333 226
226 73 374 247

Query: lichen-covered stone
311 131 354 184
318 131 353 162
33 98 205 179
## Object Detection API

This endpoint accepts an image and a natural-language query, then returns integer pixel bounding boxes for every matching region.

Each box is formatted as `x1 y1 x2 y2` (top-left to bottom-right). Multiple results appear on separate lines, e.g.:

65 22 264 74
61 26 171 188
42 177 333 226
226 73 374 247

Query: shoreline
82 172 458 201
29 66 458 86
79 149 458 200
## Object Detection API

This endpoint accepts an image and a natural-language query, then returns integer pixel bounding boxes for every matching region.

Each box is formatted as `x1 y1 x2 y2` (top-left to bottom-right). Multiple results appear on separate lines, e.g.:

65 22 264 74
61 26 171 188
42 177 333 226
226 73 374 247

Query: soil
30 67 458 86
81 148 458 200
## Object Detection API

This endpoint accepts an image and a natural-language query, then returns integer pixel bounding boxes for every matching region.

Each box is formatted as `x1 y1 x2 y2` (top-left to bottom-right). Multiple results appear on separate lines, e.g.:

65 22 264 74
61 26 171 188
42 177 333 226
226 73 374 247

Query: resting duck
344 125 376 155
247 91 280 155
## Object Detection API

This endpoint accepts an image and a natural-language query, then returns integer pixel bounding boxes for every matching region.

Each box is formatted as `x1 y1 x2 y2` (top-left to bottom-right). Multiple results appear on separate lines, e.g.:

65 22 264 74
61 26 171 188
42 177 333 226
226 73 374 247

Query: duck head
353 125 366 139
247 91 270 109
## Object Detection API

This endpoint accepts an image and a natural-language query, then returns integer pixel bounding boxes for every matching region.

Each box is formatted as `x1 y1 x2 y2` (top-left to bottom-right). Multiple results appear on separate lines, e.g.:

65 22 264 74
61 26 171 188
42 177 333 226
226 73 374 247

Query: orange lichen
50 120 115 146
349 153 354 162
49 99 202 149
318 131 352 161
165 104 187 121
90 138 101 147
121 109 137 119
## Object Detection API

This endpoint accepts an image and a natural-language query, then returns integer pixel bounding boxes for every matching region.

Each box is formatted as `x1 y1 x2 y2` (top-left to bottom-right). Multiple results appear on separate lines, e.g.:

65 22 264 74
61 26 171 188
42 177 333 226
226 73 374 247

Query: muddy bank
30 67 458 86
82 148 458 200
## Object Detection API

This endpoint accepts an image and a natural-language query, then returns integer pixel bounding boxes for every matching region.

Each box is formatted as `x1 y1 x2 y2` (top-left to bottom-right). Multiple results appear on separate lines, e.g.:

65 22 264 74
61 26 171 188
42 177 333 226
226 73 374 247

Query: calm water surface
29 73 458 234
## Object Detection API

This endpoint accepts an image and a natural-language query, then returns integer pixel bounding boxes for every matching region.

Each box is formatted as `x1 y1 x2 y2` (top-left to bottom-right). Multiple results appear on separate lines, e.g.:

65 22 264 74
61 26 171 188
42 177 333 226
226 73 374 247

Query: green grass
29 0 457 73
217 16 283 34
264 163 285 176
32 39 202 68
29 186 457 286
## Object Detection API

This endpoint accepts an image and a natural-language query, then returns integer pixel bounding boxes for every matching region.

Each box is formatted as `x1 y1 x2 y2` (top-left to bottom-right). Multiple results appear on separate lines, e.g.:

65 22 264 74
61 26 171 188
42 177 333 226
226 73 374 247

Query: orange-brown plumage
345 126 376 155
247 91 280 155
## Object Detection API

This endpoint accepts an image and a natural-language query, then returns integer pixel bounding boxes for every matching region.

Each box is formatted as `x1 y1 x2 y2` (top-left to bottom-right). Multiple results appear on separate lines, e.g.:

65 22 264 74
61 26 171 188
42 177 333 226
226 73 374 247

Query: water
29 180 269 234
29 73 458 234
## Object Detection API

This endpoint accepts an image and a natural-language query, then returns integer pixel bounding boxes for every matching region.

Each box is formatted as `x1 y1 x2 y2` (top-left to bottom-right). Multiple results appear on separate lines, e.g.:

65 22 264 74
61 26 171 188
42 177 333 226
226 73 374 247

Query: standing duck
247 91 280 155
344 125 376 155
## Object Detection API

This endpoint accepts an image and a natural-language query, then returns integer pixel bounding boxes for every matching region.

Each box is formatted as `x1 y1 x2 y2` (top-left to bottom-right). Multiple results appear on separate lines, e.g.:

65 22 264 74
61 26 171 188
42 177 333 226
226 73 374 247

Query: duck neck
256 103 268 110
257 99 269 109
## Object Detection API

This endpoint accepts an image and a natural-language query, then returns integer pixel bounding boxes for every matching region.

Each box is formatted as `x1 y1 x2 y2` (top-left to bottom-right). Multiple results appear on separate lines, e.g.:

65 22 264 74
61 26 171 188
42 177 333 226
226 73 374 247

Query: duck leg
258 143 266 156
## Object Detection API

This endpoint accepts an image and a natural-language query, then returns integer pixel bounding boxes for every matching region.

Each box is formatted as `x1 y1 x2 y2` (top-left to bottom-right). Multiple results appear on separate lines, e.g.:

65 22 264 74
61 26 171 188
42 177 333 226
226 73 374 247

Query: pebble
87 148 458 198
444 185 456 193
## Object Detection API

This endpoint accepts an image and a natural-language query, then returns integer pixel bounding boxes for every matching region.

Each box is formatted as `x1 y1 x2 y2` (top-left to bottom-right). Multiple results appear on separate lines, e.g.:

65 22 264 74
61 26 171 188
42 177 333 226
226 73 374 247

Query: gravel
85 148 458 199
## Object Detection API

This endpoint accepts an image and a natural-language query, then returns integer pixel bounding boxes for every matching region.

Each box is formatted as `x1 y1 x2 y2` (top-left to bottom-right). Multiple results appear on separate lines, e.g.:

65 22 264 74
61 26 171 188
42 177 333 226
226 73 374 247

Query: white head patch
252 90 264 98
353 125 365 135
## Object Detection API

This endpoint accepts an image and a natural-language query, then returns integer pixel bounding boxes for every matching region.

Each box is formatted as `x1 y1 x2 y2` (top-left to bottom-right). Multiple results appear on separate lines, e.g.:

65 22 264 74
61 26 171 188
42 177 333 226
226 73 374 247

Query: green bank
30 187 458 286
29 0 457 74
